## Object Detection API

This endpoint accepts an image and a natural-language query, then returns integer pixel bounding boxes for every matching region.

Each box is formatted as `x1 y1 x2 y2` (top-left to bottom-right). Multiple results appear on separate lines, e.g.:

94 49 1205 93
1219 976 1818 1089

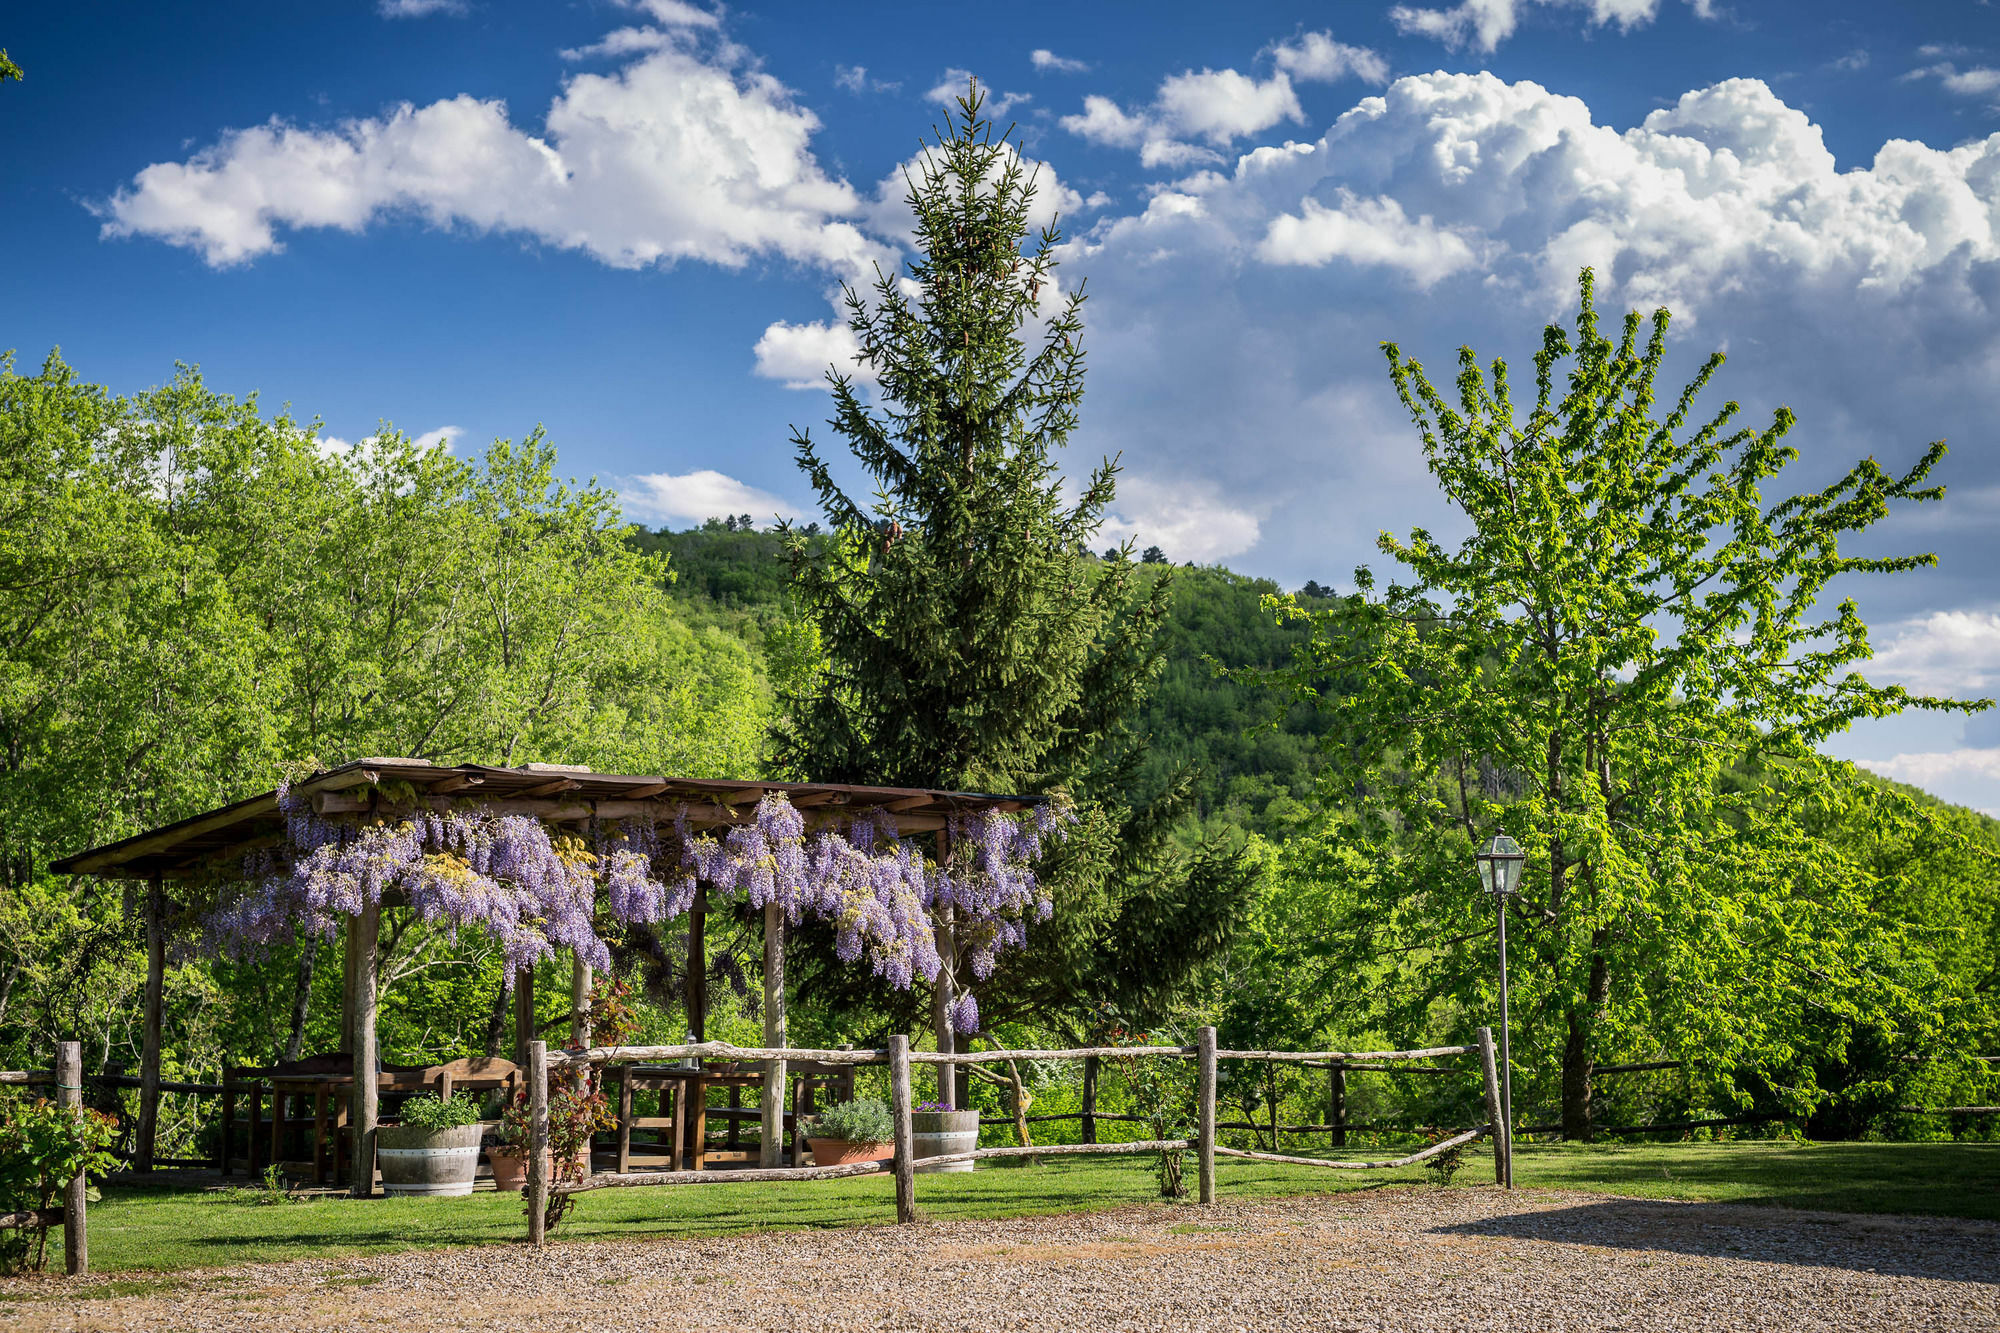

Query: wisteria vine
211 783 1070 1028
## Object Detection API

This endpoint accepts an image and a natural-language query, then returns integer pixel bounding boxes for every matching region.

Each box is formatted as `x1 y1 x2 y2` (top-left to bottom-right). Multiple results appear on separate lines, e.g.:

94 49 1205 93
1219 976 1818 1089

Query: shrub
1422 1129 1467 1186
395 1093 482 1132
809 1097 894 1144
0 1095 120 1274
497 1082 616 1234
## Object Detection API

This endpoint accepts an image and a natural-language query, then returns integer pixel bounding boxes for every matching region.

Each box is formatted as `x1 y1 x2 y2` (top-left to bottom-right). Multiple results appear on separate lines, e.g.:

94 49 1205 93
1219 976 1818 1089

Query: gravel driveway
10 1187 1998 1332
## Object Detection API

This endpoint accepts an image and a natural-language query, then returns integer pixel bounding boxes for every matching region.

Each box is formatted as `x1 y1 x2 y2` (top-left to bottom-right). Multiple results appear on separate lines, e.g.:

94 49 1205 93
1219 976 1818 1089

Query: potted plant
377 1092 483 1197
804 1097 894 1166
491 1085 609 1196
911 1100 980 1173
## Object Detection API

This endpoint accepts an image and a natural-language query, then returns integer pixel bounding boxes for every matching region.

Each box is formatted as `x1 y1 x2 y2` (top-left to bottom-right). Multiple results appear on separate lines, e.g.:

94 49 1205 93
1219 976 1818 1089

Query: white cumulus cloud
1100 476 1263 564
1059 69 2000 647
1031 49 1091 75
1388 0 1715 54
621 470 804 526
98 20 886 277
379 0 467 17
1863 610 2000 699
753 320 871 389
1258 190 1476 284
1270 32 1390 86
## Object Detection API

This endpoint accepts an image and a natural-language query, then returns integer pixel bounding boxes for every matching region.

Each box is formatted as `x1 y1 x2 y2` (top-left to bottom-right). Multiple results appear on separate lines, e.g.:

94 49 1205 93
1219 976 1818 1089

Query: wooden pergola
50 758 1036 1193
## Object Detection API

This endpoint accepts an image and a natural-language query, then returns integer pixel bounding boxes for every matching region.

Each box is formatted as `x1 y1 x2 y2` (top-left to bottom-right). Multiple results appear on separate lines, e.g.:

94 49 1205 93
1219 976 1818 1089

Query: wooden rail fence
0 1043 90 1274
522 1026 1510 1245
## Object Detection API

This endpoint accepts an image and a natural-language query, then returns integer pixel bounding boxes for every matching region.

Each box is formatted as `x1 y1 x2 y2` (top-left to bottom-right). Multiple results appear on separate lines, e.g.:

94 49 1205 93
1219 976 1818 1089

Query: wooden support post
527 1040 549 1248
930 918 956 1105
340 914 358 1056
570 955 593 1051
247 1078 263 1173
930 827 955 1107
616 1069 633 1176
1328 1063 1347 1149
761 902 787 1169
58 1041 86 1275
349 900 379 1198
686 883 707 1041
1081 1055 1099 1145
1197 1025 1217 1206
570 954 592 1179
137 874 165 1174
889 1034 915 1225
791 1072 810 1167
218 1069 235 1176
1477 1026 1510 1188
513 965 536 1066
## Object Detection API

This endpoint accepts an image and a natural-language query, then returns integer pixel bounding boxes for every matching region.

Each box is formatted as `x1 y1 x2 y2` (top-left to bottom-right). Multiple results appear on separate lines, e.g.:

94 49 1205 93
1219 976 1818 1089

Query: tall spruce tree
779 88 1250 1060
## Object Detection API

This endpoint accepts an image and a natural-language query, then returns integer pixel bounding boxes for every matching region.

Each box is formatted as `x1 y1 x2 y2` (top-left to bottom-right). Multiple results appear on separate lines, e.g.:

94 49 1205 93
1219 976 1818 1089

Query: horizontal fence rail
521 1027 1511 1247
1214 1046 1478 1062
1214 1125 1489 1171
552 1041 889 1068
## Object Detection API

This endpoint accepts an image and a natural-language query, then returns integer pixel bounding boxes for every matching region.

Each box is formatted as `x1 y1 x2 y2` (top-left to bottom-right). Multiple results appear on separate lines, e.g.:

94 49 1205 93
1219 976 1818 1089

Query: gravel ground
8 1188 1998 1332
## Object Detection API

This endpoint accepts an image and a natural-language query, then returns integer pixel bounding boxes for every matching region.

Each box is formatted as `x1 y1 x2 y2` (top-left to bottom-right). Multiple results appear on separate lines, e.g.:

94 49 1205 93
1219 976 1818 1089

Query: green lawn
40 1140 2000 1278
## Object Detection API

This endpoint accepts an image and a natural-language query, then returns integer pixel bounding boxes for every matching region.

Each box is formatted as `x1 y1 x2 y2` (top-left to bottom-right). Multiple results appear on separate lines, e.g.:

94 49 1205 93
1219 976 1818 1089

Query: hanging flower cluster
212 781 1069 1026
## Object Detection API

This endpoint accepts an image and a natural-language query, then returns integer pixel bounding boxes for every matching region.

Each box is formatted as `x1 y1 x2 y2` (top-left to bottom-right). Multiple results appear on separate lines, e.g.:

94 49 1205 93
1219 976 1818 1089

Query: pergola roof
50 759 1037 880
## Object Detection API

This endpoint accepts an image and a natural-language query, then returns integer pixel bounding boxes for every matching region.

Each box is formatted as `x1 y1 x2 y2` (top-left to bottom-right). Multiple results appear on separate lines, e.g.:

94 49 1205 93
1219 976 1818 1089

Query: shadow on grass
1427 1196 2000 1284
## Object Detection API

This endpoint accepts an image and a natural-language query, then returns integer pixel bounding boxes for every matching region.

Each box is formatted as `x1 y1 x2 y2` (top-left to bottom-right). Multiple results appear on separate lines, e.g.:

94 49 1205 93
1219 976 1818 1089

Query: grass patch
1512 1139 2000 1220
33 1140 1999 1276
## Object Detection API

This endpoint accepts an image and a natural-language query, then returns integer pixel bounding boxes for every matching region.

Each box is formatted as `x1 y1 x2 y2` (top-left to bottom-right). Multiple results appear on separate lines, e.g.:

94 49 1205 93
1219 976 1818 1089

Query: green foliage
0 1095 119 1273
808 1097 894 1144
777 86 1253 1039
0 49 20 84
0 350 768 1103
394 1093 482 1133
1267 270 1993 1137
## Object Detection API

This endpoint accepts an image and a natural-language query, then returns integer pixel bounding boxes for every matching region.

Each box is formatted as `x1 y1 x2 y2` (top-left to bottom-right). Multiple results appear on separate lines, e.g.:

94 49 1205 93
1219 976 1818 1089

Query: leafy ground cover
41 1140 2000 1277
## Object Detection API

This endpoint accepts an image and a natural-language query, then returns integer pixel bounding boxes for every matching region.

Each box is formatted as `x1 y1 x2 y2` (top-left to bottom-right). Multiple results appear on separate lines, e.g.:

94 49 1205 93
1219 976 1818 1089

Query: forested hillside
638 520 1335 839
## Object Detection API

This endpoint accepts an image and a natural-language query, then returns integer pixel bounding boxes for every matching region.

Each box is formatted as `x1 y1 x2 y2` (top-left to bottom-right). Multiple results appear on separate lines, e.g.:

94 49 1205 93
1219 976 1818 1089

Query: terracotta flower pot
487 1144 531 1191
808 1137 893 1167
486 1145 589 1190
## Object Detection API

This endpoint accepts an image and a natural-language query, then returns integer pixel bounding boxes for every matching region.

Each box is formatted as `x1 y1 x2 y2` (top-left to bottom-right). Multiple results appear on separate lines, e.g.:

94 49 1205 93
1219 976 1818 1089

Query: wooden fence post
1328 1063 1347 1149
1081 1055 1099 1145
1476 1026 1509 1188
889 1034 915 1225
527 1040 549 1247
1196 1026 1217 1206
58 1041 86 1275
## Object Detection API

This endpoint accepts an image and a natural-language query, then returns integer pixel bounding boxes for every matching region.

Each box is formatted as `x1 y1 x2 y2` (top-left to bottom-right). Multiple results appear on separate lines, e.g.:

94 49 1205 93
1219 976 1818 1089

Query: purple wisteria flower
210 781 1071 1021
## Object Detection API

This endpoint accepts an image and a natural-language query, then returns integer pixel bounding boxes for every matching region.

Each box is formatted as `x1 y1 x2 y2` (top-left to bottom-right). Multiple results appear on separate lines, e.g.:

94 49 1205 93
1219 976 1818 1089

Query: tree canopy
1264 272 1994 1137
777 89 1251 1051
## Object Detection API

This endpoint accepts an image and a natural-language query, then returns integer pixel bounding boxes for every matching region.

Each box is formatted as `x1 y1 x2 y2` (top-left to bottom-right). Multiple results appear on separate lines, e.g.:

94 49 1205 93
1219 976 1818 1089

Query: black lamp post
1476 833 1524 1187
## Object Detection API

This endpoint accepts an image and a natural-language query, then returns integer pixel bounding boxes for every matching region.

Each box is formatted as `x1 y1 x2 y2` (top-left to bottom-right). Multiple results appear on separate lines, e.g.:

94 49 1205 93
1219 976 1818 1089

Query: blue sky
6 0 2000 808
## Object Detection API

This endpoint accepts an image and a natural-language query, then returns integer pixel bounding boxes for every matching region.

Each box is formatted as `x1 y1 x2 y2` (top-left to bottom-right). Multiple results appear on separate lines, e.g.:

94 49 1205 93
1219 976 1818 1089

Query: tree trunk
283 935 320 1063
480 968 510 1057
1560 945 1611 1140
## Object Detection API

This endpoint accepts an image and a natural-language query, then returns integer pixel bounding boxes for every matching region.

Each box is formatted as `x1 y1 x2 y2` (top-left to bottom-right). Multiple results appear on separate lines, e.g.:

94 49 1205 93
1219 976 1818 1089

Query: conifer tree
780 88 1249 1061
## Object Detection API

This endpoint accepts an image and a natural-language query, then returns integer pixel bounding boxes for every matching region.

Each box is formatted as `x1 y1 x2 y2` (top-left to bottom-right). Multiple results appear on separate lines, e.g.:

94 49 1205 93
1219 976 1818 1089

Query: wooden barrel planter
377 1123 482 1196
911 1109 980 1173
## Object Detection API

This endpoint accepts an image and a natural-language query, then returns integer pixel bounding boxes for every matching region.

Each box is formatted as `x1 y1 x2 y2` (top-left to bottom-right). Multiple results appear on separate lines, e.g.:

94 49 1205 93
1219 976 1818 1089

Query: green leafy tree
1271 272 1990 1138
779 88 1251 1055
